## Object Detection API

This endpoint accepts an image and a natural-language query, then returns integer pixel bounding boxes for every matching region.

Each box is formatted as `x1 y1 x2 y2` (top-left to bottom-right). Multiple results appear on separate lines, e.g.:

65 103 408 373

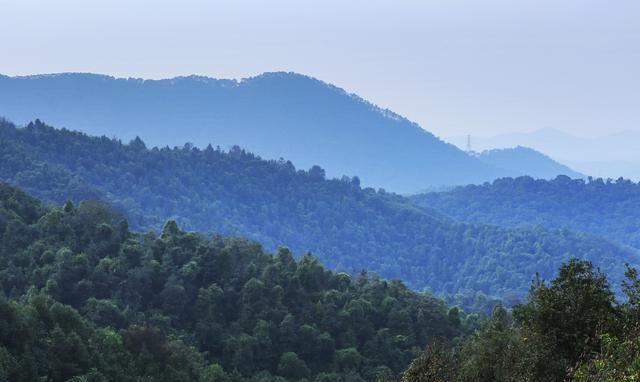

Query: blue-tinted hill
412 175 640 249
476 146 583 180
0 72 507 193
1 119 638 299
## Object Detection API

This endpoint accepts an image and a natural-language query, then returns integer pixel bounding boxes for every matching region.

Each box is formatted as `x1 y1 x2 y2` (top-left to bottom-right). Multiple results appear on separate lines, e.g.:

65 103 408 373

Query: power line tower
466 134 472 153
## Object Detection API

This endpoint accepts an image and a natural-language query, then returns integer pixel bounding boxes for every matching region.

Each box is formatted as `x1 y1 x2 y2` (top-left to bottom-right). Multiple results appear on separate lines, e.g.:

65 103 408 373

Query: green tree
277 352 310 380
458 305 527 382
513 260 618 382
401 339 456 382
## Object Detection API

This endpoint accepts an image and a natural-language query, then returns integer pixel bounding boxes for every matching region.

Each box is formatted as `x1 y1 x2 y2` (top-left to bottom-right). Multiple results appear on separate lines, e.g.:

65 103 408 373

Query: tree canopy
395 260 640 382
0 183 470 381
413 175 640 249
1 119 638 300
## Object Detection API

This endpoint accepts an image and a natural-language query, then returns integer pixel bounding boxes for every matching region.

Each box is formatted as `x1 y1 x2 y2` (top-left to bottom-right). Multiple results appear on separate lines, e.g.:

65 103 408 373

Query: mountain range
0 72 579 193
0 119 636 300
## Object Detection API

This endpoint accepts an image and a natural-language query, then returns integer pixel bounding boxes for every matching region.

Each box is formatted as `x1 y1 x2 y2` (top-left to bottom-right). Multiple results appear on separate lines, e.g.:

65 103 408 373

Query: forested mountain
2 182 639 382
0 72 508 193
475 147 583 180
1 119 638 299
412 175 640 249
0 183 468 381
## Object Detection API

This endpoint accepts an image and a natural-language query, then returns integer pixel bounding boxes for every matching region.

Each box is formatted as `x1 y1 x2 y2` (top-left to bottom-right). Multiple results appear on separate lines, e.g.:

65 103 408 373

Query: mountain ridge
0 71 503 193
1 118 637 299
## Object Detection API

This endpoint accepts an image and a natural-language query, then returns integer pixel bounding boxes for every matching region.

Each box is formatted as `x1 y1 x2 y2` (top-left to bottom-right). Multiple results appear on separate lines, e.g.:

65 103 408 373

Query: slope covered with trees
1 119 638 299
2 184 639 381
0 72 507 193
413 175 640 249
0 183 468 381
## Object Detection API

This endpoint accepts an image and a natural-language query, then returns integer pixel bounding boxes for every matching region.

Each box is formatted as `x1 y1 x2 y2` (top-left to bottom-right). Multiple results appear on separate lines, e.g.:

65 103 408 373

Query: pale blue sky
1 0 638 137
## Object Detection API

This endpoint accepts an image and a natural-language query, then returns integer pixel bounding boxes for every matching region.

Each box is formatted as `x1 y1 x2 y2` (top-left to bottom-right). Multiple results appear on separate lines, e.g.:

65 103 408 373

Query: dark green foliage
0 183 465 381
567 265 640 381
2 177 640 381
400 339 456 382
413 175 640 249
397 260 640 382
569 327 640 381
0 294 208 382
514 260 618 365
1 120 638 299
457 305 526 382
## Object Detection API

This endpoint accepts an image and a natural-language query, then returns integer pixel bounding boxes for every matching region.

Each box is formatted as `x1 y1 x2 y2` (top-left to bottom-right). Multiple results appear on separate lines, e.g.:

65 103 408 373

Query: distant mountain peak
476 146 584 179
0 71 522 192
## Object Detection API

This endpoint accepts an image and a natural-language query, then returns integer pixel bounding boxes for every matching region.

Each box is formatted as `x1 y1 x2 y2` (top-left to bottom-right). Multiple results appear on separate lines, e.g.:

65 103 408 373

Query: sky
1 0 638 138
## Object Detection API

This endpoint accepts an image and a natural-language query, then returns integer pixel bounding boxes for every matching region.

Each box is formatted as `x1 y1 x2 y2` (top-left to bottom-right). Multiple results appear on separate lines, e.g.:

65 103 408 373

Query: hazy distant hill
1 119 637 298
448 129 640 180
0 72 508 193
475 146 583 180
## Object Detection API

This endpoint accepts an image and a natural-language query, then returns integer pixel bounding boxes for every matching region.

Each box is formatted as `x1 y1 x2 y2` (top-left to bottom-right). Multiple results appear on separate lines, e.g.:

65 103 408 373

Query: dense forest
413 175 640 249
1 119 638 300
0 182 468 381
1 183 639 381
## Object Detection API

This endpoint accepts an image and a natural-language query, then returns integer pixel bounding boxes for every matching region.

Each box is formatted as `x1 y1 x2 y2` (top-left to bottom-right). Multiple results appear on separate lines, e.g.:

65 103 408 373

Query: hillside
475 146 583 179
1 119 638 299
412 175 640 248
0 182 465 381
5 183 639 382
0 72 506 193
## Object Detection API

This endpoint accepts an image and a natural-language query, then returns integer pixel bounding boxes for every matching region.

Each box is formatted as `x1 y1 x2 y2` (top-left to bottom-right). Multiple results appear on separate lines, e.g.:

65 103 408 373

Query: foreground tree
400 260 627 382
570 265 640 382
513 260 618 381
570 328 640 382
401 339 456 382
457 305 527 382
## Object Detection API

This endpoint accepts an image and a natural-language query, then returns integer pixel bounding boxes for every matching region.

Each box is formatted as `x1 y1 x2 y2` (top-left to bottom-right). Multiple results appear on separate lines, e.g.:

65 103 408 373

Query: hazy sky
1 0 638 138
